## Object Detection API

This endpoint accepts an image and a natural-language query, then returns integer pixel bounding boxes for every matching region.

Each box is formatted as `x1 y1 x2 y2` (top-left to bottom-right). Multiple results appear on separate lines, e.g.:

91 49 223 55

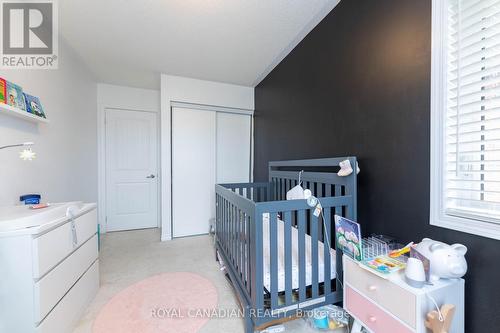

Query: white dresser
343 256 464 333
0 202 99 333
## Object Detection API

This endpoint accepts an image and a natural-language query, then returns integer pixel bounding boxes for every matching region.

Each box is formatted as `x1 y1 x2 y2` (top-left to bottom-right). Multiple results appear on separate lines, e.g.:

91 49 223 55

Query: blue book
24 93 46 118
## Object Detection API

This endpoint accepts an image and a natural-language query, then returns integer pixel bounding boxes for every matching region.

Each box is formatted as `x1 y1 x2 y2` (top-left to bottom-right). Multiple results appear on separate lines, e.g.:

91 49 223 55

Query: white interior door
216 112 252 183
105 109 159 232
172 107 216 238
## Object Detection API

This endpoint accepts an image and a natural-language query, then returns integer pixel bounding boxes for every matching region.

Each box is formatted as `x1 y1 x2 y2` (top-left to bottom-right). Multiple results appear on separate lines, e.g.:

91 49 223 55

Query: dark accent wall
254 0 500 331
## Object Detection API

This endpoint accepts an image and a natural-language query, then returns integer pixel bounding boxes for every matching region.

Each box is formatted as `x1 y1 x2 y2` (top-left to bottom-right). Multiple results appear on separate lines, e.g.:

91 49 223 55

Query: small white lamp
0 142 36 161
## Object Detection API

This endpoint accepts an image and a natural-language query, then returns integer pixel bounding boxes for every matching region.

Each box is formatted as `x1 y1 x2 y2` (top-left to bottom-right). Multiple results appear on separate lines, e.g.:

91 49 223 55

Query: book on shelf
6 81 26 111
0 78 6 104
24 93 46 118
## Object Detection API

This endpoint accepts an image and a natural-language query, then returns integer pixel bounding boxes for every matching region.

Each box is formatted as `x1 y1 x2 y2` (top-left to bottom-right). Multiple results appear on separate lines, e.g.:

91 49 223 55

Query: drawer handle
367 285 378 291
368 315 377 323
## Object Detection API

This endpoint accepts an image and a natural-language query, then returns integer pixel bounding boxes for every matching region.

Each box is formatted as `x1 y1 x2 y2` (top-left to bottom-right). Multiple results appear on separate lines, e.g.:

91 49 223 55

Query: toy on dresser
414 238 467 281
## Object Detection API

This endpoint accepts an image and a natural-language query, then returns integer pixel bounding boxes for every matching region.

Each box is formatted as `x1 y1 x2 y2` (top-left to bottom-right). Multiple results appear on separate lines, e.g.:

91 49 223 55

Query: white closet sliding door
171 106 252 238
216 112 252 184
172 107 216 238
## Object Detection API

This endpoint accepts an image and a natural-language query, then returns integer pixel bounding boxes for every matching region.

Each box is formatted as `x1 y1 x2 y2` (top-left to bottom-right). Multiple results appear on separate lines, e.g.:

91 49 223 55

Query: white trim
161 75 254 241
168 103 253 239
97 84 161 234
160 75 172 241
170 101 254 115
430 0 500 240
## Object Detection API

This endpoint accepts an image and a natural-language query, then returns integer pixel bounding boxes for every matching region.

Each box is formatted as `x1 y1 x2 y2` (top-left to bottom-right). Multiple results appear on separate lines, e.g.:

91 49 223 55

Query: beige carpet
74 229 319 333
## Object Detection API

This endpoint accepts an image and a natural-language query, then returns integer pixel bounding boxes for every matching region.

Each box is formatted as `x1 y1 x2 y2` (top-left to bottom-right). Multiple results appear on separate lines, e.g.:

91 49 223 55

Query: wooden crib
215 157 358 332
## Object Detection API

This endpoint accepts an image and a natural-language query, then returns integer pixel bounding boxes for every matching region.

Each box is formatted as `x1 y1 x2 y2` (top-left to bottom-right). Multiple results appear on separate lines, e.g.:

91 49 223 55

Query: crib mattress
262 215 337 292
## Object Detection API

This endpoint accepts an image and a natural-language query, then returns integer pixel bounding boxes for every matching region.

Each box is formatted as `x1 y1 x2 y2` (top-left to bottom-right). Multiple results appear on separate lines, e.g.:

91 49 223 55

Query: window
431 0 500 239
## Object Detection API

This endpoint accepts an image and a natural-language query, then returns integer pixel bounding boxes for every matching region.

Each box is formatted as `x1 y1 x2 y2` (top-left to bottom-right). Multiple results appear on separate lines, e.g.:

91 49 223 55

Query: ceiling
59 0 340 89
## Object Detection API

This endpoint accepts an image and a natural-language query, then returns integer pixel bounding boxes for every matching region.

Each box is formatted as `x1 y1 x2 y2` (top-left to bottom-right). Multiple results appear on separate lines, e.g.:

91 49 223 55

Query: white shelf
0 103 49 123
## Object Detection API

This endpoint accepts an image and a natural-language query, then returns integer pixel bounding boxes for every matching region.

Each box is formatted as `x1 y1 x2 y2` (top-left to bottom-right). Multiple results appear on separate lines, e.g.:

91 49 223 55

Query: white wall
97 83 160 231
0 40 97 206
97 84 160 112
161 74 254 240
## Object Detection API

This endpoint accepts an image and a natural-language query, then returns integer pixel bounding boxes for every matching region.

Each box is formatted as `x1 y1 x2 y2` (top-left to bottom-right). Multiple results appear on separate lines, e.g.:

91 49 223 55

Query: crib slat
240 211 244 278
241 211 245 278
241 212 245 279
223 199 227 252
233 205 237 265
335 185 342 218
253 210 264 310
278 178 283 200
229 203 233 263
227 200 231 254
270 212 278 308
323 207 331 295
325 185 332 197
311 210 319 298
276 178 279 200
298 210 306 301
237 209 241 275
318 183 324 241
226 200 231 252
215 195 219 244
248 214 253 294
284 211 293 305
240 212 244 279
276 179 280 200
282 179 286 200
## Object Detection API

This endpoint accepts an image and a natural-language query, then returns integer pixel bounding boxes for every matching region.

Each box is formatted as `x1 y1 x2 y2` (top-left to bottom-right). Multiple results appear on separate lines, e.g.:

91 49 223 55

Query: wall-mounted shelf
0 103 49 123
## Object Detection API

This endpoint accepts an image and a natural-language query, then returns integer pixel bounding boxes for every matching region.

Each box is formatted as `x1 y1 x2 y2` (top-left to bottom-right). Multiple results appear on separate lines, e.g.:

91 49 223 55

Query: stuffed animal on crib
414 238 467 282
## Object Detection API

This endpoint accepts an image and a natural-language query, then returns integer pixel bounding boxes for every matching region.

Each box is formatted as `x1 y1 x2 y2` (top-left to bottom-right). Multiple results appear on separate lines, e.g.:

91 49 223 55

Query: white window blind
445 0 500 224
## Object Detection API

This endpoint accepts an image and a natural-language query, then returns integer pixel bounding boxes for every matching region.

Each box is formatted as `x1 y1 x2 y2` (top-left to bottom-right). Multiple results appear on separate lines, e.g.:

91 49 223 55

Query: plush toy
414 238 467 281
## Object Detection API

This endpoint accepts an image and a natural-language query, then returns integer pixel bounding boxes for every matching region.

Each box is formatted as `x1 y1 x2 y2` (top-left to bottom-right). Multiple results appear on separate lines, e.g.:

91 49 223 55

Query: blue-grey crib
215 157 357 333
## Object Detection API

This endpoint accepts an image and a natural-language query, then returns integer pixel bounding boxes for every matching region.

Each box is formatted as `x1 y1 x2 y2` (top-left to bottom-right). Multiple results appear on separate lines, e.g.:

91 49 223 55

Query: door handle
146 174 156 179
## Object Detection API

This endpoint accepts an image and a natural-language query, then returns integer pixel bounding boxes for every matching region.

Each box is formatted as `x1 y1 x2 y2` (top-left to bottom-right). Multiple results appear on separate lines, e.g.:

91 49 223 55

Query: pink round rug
93 272 218 333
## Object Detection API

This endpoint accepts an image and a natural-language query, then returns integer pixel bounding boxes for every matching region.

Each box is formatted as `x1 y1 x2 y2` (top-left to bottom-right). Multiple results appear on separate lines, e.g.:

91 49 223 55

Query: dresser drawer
344 257 416 328
345 286 414 333
32 209 97 278
34 235 98 323
36 260 100 333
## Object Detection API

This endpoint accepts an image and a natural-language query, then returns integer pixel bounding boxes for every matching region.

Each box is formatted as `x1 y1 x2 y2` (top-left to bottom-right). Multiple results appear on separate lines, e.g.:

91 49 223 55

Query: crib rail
251 196 353 322
221 182 271 202
215 157 358 331
215 184 259 305
269 157 357 213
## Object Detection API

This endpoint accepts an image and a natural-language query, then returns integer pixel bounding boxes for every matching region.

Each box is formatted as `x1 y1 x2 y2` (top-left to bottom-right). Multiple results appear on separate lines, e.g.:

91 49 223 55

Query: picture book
24 93 46 118
0 78 6 104
334 215 362 261
361 255 406 275
6 81 26 111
